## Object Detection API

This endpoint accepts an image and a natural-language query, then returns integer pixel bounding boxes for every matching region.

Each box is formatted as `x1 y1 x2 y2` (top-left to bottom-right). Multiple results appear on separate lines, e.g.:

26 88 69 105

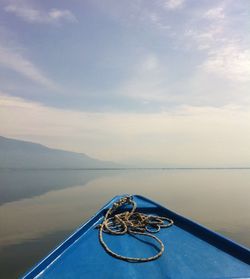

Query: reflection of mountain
0 136 120 169
0 169 113 205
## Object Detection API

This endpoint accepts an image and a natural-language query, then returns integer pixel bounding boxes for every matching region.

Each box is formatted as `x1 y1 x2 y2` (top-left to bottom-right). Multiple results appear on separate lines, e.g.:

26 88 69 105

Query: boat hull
22 195 250 278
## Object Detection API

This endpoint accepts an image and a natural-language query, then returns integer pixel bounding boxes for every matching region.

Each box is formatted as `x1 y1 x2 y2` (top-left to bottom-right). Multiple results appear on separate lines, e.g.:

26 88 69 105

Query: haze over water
0 168 250 279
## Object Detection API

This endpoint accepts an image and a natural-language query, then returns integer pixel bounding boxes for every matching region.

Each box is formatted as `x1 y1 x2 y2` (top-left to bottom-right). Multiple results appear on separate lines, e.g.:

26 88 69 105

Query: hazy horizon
0 135 250 169
0 0 250 167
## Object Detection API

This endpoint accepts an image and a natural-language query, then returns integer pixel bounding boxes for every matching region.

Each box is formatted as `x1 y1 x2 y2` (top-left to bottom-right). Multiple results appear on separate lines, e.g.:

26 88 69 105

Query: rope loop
98 195 174 262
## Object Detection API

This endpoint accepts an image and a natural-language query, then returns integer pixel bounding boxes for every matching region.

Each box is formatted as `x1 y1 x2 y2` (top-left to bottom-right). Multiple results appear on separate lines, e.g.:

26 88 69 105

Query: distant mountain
0 136 120 169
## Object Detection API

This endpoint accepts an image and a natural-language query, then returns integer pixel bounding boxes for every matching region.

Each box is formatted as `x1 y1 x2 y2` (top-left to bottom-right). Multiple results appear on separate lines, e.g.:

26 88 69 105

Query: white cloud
140 54 160 72
119 50 250 107
202 45 250 82
185 3 250 83
0 45 58 90
1 93 250 167
48 9 76 22
149 13 171 30
164 0 185 10
4 4 77 24
204 6 225 20
185 25 224 50
119 54 169 102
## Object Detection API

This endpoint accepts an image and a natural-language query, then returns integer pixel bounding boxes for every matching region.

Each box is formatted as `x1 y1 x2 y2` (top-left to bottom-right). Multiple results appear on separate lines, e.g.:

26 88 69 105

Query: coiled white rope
98 195 174 262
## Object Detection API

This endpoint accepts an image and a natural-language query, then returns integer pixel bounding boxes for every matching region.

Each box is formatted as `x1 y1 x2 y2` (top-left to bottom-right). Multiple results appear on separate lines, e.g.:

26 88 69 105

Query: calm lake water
0 169 250 278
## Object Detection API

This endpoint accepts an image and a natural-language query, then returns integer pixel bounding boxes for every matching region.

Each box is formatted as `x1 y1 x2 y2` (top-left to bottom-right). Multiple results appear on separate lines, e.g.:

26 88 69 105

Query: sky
0 0 250 167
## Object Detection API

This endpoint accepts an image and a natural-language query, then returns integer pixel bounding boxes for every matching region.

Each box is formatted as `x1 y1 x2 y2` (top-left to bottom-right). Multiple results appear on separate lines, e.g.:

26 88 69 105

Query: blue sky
0 0 250 166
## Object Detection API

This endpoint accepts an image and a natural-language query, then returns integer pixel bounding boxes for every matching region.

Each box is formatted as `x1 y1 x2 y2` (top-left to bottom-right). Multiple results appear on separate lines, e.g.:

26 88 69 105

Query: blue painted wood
22 195 250 279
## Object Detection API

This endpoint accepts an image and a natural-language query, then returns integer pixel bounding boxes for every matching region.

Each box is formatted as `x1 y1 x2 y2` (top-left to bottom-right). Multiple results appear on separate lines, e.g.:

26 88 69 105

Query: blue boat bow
22 195 250 279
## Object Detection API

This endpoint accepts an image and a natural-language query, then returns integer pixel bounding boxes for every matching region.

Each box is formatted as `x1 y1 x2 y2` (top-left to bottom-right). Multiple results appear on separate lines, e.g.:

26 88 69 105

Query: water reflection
0 169 112 205
0 169 250 279
0 230 71 279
